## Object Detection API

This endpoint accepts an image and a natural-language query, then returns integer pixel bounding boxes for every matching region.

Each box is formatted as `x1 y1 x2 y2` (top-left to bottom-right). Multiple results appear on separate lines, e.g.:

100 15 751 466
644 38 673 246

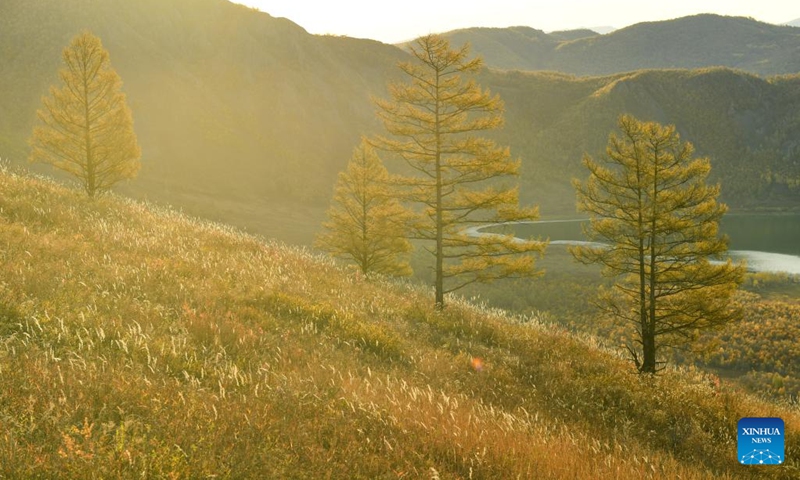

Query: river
482 214 800 275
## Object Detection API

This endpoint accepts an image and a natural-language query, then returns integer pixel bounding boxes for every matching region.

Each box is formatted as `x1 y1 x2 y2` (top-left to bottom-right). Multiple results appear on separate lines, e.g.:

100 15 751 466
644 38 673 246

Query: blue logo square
738 417 784 465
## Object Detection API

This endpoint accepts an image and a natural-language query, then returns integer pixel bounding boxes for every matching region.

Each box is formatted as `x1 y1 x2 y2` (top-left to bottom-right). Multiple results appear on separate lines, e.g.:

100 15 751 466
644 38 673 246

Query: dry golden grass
0 168 797 478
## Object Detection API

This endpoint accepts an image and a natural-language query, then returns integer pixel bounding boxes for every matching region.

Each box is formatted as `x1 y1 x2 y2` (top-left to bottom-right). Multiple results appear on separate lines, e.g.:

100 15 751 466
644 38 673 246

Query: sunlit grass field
0 168 798 478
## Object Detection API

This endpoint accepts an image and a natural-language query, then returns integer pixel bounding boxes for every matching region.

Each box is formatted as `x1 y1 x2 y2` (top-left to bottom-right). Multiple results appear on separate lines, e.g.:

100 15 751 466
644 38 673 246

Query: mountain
1 168 798 477
0 0 405 242
429 26 571 71
486 67 800 212
1 2 799 247
440 15 800 76
788 18 800 27
547 28 600 42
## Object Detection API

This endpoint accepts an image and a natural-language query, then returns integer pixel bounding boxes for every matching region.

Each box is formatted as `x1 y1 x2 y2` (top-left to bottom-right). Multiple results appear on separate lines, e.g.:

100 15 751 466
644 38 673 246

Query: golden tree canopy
316 139 413 277
572 114 744 373
29 31 140 197
373 34 544 307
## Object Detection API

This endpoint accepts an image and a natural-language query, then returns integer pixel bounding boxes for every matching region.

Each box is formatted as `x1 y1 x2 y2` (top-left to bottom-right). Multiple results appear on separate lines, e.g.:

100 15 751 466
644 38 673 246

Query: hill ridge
440 14 800 76
1 1 799 247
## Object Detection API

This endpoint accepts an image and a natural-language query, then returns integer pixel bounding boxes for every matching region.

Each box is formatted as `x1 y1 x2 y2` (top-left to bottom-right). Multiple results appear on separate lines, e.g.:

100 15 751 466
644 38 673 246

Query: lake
488 214 800 275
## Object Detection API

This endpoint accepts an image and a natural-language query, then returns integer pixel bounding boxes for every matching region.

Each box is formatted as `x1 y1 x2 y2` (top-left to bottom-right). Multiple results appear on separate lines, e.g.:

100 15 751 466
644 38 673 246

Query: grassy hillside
2 170 800 477
441 15 800 76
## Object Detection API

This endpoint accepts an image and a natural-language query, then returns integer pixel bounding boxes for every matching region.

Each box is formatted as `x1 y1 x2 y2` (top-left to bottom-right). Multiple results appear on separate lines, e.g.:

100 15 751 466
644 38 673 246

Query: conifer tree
373 34 544 308
29 31 140 197
316 140 412 276
572 115 744 373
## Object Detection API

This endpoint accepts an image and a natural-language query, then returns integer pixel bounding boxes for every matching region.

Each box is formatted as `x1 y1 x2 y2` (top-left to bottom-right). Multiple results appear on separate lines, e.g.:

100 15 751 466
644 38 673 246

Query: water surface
488 214 800 275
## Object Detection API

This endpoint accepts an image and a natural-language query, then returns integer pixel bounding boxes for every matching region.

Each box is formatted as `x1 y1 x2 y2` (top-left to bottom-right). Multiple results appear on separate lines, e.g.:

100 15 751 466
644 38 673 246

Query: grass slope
1 170 799 478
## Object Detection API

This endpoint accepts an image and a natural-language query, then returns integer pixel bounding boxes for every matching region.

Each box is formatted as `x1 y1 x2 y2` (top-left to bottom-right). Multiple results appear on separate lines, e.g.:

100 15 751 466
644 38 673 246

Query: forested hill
0 0 405 214
439 15 800 76
486 68 800 212
1 1 799 245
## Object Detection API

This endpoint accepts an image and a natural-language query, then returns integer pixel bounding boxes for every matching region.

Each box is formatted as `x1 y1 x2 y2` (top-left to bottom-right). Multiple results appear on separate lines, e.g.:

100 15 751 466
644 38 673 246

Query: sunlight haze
3 0 800 476
234 0 797 43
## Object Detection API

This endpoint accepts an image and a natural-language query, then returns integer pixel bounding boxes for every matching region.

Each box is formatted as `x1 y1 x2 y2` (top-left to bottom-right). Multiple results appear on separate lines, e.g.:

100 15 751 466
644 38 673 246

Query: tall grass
0 169 797 478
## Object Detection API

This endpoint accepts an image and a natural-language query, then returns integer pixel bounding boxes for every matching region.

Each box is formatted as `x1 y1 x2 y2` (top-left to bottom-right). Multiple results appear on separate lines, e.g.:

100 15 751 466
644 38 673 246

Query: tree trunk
360 181 369 275
434 68 444 310
644 146 660 374
83 63 95 198
434 160 444 309
637 174 647 372
641 325 657 373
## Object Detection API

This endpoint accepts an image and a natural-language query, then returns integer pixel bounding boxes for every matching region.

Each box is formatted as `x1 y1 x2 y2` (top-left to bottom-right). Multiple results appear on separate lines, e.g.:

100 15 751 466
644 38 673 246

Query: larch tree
373 34 544 308
572 115 744 374
316 139 413 277
29 31 140 198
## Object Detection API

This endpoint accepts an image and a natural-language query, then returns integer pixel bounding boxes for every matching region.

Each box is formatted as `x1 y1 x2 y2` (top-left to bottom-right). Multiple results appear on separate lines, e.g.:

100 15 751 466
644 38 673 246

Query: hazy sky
233 1 797 43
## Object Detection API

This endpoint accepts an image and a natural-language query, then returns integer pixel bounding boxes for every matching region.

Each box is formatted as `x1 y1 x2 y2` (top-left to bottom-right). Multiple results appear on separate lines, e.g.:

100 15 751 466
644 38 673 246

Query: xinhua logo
738 417 784 465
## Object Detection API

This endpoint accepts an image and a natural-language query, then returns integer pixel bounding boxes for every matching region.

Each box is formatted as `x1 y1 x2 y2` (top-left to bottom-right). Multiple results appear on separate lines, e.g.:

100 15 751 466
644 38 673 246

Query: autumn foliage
316 140 412 276
29 31 140 197
373 35 544 307
573 115 744 373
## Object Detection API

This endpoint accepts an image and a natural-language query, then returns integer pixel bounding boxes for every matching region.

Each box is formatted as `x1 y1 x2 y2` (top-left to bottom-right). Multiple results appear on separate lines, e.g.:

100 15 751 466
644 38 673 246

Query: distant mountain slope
1 2 799 246
1 168 798 477
440 15 800 76
489 67 800 211
0 0 405 222
429 26 566 71
547 29 599 42
788 18 800 27
556 14 800 75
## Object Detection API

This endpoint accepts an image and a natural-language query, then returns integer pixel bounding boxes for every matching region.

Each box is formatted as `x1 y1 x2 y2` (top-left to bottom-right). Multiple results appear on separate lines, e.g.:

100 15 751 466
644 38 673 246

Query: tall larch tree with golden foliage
316 139 413 276
29 31 140 197
572 115 744 374
373 34 544 308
